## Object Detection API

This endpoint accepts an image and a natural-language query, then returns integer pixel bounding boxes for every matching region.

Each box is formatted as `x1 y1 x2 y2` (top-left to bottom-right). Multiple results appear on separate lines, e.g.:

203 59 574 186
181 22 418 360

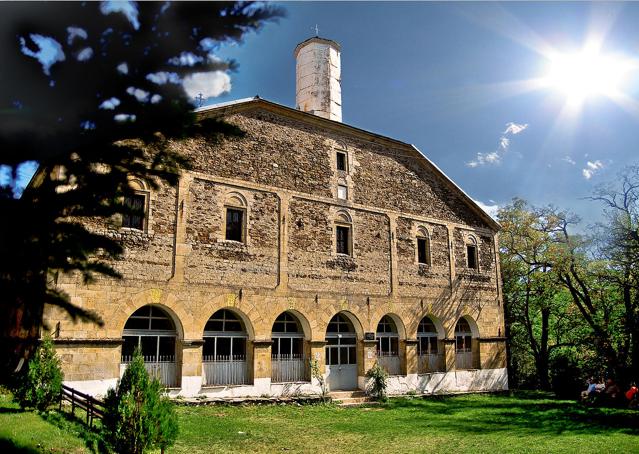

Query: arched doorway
271 312 308 382
417 316 443 373
455 317 477 370
202 309 249 386
376 315 400 375
121 305 178 387
325 313 358 391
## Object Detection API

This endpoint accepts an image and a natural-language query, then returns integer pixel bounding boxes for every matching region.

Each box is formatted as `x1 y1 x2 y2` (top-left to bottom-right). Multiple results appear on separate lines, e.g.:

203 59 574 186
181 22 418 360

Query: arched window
455 318 475 370
417 317 443 372
121 305 178 387
224 192 247 243
202 309 249 386
271 312 307 383
416 227 431 265
466 236 478 270
376 315 400 375
335 211 353 256
122 179 149 231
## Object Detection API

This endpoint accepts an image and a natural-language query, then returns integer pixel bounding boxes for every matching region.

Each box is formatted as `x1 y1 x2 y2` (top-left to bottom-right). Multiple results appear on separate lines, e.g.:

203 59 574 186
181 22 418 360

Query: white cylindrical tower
294 37 342 122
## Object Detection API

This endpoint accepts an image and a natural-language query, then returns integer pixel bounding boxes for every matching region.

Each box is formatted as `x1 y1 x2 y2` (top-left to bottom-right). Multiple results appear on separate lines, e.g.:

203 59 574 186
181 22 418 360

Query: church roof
195 96 500 231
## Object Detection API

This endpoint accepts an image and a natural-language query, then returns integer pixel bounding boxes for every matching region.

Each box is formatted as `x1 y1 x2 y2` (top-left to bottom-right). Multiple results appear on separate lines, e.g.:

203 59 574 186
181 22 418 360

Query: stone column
276 194 290 293
309 340 327 374
170 173 193 283
446 225 456 287
443 338 456 371
179 339 203 396
404 339 418 375
252 340 272 394
362 339 377 375
388 215 399 298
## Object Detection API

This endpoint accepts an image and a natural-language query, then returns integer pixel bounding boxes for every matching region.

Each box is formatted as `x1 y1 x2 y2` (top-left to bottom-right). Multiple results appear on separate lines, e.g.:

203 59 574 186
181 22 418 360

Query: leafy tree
102 349 178 454
13 335 63 411
0 2 283 381
499 199 585 389
365 362 388 402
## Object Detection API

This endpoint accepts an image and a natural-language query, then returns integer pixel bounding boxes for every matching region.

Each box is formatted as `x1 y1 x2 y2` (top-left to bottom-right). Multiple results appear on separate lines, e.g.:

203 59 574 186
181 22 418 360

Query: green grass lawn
0 392 89 453
2 391 638 453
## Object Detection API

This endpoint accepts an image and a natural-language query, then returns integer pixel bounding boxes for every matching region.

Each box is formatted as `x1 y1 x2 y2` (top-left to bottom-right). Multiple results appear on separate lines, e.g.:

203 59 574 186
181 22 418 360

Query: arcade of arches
107 303 496 393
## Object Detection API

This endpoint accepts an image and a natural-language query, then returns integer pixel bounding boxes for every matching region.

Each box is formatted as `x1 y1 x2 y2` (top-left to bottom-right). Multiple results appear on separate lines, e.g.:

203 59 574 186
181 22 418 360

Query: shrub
309 358 329 402
14 335 63 411
365 362 388 402
102 350 178 454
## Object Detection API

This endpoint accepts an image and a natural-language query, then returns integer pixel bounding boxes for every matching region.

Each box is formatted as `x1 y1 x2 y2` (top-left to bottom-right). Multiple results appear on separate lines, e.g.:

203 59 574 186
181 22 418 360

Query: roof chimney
294 37 342 122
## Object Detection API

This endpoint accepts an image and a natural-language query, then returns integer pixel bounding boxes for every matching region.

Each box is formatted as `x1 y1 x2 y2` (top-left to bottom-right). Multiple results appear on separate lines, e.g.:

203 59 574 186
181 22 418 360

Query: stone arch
335 209 352 224
417 314 445 339
203 306 256 341
120 291 187 340
270 309 312 341
326 310 364 339
225 190 247 208
316 302 367 341
375 313 407 339
455 314 480 338
127 176 149 191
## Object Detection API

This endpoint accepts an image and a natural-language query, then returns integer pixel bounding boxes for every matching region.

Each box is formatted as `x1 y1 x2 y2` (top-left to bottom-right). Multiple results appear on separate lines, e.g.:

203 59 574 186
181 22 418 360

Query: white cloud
76 47 93 61
19 34 65 76
503 122 528 135
467 121 528 168
582 160 604 179
126 86 150 103
473 199 499 219
150 94 162 104
66 26 87 45
562 156 576 165
147 71 180 85
182 71 231 100
117 62 128 74
99 97 120 110
100 1 140 30
114 113 136 123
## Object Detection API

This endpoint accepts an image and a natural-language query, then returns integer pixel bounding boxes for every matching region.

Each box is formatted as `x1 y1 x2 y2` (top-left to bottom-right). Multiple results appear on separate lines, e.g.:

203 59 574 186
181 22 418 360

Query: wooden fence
59 384 105 427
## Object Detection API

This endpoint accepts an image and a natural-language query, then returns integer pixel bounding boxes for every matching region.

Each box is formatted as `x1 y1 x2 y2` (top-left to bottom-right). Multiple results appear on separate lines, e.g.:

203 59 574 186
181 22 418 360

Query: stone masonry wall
287 198 391 295
184 179 279 288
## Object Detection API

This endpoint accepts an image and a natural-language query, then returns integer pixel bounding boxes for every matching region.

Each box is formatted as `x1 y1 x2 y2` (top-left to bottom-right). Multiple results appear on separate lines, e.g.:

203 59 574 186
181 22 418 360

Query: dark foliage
0 2 283 381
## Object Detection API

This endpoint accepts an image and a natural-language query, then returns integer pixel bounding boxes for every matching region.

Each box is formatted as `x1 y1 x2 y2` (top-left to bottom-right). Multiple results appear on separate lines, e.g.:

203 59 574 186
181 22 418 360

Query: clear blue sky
209 2 639 225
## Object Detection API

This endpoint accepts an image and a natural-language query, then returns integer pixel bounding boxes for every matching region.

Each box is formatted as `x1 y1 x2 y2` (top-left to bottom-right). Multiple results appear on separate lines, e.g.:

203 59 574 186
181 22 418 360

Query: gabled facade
44 38 507 397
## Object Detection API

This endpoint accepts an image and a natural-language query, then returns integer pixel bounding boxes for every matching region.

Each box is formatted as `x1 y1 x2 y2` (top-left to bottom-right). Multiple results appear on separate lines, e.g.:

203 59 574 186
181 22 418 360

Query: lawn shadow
40 408 109 454
0 406 25 414
386 392 639 436
0 438 39 453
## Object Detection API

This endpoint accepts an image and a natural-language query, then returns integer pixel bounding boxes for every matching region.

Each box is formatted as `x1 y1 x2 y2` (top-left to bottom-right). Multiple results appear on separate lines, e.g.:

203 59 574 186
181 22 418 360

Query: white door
326 334 358 390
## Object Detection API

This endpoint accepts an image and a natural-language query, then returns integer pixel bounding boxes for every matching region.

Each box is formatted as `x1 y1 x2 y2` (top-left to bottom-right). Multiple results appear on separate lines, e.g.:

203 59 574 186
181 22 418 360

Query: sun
542 49 633 103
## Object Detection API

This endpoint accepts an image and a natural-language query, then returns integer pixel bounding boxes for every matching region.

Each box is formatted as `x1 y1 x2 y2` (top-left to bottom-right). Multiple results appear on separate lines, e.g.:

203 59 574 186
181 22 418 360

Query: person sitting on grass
625 382 638 409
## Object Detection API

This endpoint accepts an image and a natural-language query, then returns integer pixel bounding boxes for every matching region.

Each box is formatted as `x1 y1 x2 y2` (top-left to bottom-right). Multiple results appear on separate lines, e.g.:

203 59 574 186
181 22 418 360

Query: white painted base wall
385 368 509 395
65 368 508 398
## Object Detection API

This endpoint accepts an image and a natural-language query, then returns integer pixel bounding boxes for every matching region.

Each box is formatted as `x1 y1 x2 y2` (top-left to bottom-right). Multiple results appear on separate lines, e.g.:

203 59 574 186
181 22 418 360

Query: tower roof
294 36 341 58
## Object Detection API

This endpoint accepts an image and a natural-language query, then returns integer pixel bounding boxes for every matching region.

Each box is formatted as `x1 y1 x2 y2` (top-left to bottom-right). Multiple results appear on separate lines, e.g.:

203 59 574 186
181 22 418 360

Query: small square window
122 193 146 230
337 184 348 200
226 208 245 242
417 238 430 265
336 225 351 255
467 244 478 269
336 152 347 171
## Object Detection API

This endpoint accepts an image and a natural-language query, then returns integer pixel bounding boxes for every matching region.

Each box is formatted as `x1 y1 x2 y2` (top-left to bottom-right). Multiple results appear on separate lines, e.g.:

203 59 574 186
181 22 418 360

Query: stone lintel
53 338 123 346
478 337 507 342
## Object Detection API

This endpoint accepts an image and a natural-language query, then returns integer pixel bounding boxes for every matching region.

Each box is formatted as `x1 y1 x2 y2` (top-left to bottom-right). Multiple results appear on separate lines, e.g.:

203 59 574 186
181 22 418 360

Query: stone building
44 37 508 397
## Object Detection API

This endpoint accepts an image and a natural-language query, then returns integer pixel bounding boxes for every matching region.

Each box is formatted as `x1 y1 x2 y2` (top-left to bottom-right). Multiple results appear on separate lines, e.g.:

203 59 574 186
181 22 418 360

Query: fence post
71 389 75 414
